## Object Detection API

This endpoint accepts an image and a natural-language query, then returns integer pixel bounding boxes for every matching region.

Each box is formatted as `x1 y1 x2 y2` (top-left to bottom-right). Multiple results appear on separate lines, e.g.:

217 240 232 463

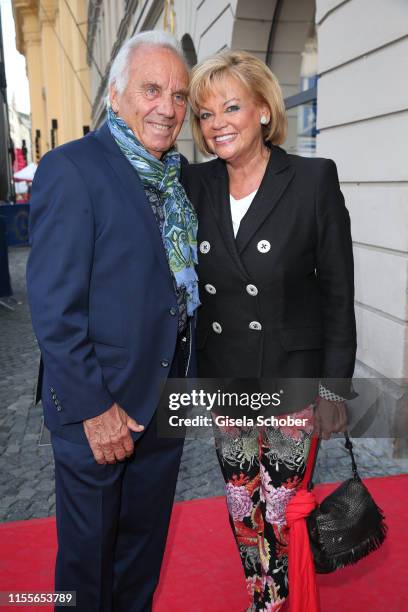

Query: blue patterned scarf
108 107 199 316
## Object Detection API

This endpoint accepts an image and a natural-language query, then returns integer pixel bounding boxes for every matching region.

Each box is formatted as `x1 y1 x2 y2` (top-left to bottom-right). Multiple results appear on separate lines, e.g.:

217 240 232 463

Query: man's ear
109 85 120 114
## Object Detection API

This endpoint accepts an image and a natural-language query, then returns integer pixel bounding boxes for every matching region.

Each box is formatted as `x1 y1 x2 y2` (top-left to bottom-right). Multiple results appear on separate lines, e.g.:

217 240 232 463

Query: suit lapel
93 123 171 278
203 159 250 280
235 146 295 254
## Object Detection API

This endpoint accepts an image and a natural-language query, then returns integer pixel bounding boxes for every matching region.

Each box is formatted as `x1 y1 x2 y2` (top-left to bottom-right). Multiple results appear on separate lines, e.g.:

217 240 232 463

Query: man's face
110 45 189 158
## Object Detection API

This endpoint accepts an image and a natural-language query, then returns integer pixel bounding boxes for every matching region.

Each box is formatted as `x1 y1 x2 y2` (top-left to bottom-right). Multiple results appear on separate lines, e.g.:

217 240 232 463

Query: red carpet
0 474 407 611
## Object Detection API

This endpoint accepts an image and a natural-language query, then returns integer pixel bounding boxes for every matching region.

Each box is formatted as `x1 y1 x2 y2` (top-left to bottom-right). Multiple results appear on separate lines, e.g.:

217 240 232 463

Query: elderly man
27 31 198 611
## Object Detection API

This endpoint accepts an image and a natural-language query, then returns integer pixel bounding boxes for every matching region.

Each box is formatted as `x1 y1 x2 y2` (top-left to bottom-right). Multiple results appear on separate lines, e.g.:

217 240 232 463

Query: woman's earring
260 116 269 125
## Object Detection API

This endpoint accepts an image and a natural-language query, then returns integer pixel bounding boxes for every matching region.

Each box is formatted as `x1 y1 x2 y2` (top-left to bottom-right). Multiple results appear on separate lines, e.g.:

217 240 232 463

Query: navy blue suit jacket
27 123 195 443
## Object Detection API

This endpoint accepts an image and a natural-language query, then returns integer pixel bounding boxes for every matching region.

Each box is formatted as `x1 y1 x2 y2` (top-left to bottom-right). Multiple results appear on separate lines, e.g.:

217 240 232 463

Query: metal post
51 117 58 149
35 129 41 162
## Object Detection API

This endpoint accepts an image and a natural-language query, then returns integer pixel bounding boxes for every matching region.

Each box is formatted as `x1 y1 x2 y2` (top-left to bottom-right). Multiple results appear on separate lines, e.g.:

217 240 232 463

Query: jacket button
212 322 222 334
50 387 55 393
56 405 62 412
257 240 271 253
205 283 216 295
199 241 211 254
161 360 169 367
246 284 258 296
249 321 262 331
169 307 177 316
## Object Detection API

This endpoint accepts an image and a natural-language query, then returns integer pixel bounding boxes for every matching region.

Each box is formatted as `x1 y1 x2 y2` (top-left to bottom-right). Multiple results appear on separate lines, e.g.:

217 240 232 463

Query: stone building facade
12 0 91 157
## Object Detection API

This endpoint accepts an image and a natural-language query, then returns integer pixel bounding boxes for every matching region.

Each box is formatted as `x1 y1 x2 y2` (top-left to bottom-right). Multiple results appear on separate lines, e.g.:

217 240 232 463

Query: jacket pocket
279 327 324 351
93 341 129 368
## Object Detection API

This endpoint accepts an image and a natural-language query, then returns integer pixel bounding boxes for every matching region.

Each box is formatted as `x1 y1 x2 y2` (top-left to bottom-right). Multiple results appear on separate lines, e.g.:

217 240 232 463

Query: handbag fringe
322 517 388 571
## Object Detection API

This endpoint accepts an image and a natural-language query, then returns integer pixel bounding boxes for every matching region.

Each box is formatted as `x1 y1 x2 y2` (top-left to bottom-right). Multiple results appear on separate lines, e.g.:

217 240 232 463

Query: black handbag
306 432 388 574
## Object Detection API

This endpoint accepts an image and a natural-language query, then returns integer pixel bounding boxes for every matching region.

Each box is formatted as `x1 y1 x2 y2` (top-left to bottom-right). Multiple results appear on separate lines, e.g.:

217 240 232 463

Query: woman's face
198 75 269 163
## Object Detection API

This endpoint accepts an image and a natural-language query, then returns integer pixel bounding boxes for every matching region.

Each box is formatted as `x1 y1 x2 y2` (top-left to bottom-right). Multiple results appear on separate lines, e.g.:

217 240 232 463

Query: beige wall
316 0 408 381
12 0 91 157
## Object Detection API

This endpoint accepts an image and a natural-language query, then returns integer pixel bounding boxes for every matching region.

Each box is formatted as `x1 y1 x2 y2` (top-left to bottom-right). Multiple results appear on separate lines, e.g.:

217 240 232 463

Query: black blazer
183 145 357 400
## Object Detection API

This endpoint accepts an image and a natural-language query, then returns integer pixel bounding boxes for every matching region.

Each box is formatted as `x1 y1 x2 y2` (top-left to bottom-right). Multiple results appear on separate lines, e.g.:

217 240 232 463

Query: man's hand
83 403 144 464
313 399 347 440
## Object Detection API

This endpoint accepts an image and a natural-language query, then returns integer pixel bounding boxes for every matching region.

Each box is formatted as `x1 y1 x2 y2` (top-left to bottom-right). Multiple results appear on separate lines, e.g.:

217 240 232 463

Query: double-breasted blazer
183 145 357 400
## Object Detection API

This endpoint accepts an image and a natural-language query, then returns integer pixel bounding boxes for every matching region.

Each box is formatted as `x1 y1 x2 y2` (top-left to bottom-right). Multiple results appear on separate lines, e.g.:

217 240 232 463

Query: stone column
39 0 61 149
20 8 46 158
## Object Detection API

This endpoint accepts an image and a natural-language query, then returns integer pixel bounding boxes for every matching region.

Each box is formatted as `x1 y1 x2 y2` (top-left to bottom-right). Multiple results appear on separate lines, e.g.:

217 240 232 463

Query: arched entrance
230 0 317 156
179 33 200 161
266 0 317 156
181 33 197 69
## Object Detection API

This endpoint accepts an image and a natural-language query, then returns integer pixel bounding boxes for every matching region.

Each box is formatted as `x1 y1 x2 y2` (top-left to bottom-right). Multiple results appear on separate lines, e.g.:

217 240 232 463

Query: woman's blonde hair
189 50 287 155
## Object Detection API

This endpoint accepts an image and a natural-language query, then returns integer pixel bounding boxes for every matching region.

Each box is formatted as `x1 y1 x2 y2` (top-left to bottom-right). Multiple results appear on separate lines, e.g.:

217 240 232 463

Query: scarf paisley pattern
108 107 199 316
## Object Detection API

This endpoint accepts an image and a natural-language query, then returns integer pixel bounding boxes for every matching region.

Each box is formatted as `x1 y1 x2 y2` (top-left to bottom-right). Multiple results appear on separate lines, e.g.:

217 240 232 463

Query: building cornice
38 0 57 24
21 10 41 49
12 0 37 54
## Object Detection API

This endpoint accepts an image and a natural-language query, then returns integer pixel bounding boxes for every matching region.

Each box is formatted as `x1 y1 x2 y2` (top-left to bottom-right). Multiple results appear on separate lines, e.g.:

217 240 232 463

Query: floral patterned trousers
213 406 315 611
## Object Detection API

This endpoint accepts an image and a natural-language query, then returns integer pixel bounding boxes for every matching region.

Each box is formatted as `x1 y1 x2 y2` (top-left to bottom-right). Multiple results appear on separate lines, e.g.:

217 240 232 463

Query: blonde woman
184 51 356 610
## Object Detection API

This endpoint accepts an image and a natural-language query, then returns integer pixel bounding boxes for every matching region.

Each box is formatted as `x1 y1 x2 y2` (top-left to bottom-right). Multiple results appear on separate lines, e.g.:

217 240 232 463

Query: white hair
108 30 187 95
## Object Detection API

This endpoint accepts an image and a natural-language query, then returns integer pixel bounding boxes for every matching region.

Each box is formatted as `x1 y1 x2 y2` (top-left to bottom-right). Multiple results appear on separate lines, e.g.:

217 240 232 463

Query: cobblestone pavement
0 247 407 521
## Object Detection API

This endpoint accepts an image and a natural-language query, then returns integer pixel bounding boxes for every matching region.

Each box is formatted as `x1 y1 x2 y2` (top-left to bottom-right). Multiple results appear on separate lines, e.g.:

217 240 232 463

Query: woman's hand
313 399 347 440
